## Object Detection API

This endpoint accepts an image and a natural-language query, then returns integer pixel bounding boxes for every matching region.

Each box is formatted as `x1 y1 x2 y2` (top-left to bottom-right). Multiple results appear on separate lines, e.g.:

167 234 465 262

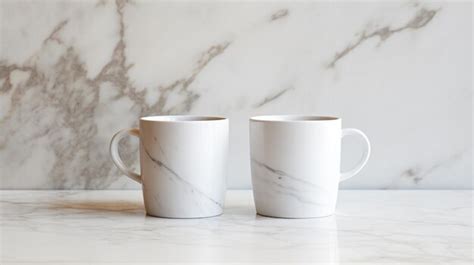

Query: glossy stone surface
0 1 471 189
1 190 472 263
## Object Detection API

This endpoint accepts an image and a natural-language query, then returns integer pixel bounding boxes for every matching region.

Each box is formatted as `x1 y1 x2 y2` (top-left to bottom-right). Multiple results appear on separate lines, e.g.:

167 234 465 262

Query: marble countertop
1 190 472 264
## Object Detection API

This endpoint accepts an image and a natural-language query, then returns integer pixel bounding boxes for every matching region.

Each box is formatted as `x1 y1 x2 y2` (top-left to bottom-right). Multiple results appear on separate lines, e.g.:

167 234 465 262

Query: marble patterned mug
250 115 370 218
110 115 228 218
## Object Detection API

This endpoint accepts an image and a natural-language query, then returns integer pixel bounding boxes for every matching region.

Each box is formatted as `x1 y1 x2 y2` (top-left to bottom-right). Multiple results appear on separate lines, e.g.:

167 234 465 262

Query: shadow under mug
250 115 371 218
109 115 229 218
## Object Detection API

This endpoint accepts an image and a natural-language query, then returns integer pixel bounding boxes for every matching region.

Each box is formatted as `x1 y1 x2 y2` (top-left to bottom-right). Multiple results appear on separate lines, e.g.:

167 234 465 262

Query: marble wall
0 0 472 189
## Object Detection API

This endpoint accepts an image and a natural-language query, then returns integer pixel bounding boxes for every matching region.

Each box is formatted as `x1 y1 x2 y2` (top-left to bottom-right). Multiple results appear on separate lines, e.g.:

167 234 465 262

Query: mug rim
250 115 340 122
140 115 227 122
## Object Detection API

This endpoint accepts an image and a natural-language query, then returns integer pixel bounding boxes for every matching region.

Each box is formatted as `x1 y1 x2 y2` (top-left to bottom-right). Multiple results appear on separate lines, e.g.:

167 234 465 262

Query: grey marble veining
143 144 223 208
0 0 471 189
0 190 472 263
251 158 332 206
327 7 439 68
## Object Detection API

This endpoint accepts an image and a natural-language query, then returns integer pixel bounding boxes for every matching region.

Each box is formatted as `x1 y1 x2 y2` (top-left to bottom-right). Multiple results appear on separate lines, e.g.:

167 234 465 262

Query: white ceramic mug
110 115 229 218
250 115 370 218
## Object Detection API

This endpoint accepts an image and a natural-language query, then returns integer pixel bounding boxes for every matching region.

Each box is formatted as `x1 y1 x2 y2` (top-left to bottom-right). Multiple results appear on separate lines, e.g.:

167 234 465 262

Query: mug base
145 211 223 219
256 212 334 219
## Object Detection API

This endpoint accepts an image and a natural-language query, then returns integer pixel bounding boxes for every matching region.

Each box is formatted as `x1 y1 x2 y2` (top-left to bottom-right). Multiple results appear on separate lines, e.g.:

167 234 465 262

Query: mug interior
140 115 226 122
250 115 339 122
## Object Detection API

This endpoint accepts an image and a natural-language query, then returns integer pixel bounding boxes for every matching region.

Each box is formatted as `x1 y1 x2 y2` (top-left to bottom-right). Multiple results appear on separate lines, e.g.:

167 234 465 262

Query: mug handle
340 128 371 182
109 128 142 184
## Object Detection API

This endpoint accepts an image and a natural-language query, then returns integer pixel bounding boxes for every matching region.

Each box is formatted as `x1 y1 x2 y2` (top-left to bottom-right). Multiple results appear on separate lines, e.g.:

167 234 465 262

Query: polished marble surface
1 190 472 264
0 1 472 189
